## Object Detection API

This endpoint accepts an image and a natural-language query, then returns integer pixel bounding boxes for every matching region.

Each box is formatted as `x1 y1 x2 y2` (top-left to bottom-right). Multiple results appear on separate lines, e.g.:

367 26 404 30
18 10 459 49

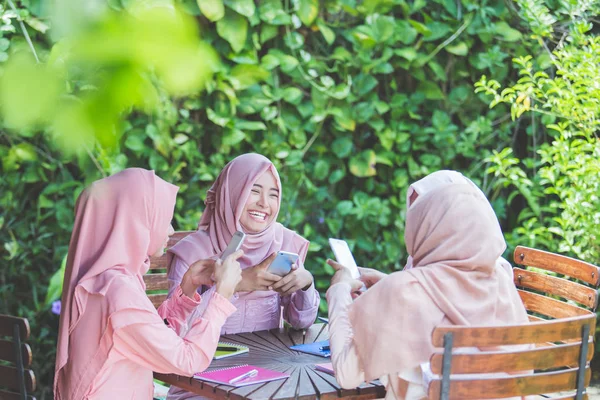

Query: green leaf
316 19 335 44
217 10 249 52
313 159 330 180
332 137 354 157
43 254 67 309
224 0 255 17
494 21 522 42
0 39 9 52
395 48 417 61
259 0 291 25
446 42 468 56
418 81 444 100
354 74 378 97
228 64 269 90
298 0 319 26
349 150 377 177
198 0 225 21
235 119 267 130
125 132 145 151
282 87 303 104
260 24 279 43
222 128 246 145
409 19 431 36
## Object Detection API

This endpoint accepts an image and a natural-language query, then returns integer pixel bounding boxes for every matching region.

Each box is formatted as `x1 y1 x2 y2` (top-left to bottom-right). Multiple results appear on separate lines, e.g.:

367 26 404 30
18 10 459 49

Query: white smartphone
220 231 245 260
328 238 360 279
268 251 299 276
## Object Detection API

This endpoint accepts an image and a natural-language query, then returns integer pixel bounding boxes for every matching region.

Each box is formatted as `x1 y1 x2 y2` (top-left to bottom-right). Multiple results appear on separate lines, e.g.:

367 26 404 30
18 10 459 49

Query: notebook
290 340 331 357
214 342 249 360
315 362 334 375
194 364 289 387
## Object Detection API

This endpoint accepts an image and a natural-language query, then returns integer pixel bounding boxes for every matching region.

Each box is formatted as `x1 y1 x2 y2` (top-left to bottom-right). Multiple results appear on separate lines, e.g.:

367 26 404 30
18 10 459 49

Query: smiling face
239 171 280 234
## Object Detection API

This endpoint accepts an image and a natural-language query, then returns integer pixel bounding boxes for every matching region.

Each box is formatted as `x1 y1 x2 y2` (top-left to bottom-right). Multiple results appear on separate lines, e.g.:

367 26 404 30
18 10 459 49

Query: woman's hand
215 250 244 299
272 265 313 297
235 252 281 292
327 259 363 292
357 267 387 288
180 259 217 298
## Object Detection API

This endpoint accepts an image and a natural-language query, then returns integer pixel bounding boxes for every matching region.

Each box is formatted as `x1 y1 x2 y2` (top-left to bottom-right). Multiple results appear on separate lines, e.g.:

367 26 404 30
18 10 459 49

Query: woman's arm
113 291 236 376
157 285 201 335
327 283 366 389
282 276 320 329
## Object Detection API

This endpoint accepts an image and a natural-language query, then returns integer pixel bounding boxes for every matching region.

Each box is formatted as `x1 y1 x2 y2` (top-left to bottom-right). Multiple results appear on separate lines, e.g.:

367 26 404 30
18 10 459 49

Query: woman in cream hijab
325 172 528 399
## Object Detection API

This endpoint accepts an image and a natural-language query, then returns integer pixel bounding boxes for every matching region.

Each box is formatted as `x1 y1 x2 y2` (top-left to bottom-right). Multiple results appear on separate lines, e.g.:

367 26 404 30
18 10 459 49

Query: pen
228 369 258 384
217 346 239 352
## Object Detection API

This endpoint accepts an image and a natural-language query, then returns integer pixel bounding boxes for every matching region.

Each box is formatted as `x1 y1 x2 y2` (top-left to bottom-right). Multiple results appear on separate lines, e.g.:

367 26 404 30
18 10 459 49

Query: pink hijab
54 168 178 399
168 153 309 270
349 183 528 381
404 170 513 276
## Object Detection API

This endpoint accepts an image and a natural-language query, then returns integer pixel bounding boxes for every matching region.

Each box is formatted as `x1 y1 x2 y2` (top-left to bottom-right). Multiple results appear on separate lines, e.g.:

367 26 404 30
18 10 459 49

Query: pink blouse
167 256 320 334
83 287 236 399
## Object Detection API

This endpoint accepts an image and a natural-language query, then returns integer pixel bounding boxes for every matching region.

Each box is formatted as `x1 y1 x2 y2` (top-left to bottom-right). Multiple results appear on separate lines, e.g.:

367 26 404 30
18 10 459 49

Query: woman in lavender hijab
166 153 319 400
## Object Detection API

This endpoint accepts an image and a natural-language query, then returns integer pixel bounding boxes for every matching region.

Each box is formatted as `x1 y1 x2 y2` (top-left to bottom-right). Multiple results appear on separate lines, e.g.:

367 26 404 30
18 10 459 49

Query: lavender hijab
168 153 309 273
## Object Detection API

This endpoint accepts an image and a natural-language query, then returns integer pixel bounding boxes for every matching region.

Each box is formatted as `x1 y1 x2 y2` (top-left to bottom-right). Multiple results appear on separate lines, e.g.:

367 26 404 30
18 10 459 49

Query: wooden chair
513 246 600 321
428 313 596 399
0 314 36 400
144 231 193 308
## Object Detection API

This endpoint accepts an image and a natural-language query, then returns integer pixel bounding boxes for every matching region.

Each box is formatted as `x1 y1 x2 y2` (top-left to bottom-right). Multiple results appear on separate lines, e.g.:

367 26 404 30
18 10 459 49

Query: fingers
349 279 364 292
291 263 298 270
225 249 244 262
271 273 293 290
327 259 346 271
258 252 277 269
357 266 370 274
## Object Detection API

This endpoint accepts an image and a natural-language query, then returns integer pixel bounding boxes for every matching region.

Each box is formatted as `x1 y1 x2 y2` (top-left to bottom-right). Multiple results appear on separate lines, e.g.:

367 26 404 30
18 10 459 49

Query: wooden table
155 323 386 400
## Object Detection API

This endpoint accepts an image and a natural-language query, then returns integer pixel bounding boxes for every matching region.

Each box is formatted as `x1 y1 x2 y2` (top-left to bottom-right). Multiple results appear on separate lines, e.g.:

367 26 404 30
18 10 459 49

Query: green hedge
2 0 597 397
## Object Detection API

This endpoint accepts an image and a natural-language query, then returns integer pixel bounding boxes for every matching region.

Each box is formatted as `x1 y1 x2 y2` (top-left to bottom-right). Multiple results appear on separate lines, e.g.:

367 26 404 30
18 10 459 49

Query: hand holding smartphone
220 231 245 260
267 251 299 276
329 238 366 292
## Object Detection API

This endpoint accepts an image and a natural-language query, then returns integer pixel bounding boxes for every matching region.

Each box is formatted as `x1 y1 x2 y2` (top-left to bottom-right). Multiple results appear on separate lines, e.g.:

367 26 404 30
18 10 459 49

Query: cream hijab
404 170 513 276
349 183 529 381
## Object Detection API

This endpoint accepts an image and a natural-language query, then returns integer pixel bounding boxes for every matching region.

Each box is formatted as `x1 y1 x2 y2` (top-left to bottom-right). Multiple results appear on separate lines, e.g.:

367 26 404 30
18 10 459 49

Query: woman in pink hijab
166 153 320 399
325 179 529 399
54 168 242 400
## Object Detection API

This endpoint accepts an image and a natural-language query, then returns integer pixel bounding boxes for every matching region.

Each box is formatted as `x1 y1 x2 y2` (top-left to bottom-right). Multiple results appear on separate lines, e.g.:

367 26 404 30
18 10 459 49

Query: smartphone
268 251 299 276
220 231 245 260
328 238 360 279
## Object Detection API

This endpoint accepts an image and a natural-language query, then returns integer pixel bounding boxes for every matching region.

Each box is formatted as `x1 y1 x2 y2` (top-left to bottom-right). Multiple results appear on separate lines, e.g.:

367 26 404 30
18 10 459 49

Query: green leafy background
1 0 599 397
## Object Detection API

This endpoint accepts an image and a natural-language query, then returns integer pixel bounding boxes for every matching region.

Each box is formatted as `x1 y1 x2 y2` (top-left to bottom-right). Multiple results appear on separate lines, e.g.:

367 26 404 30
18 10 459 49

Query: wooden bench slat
513 267 598 309
148 294 168 309
514 246 600 287
430 340 594 374
0 315 30 340
0 389 36 400
518 290 592 319
432 314 596 347
0 365 36 393
427 367 591 399
143 274 170 291
0 340 32 367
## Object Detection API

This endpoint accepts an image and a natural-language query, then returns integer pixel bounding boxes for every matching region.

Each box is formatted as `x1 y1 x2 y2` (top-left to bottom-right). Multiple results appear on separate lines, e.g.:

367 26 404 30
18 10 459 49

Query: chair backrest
0 314 36 400
144 231 193 308
513 246 600 321
428 314 596 400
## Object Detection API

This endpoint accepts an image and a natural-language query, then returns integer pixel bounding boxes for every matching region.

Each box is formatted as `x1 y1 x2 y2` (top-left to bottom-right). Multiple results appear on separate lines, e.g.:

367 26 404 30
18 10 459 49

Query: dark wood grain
143 273 169 291
513 246 600 287
0 389 36 400
0 339 32 367
428 367 591 399
156 323 385 399
0 315 30 340
149 231 192 270
513 267 598 309
430 339 594 374
148 293 168 309
431 314 596 347
0 365 36 393
518 290 592 319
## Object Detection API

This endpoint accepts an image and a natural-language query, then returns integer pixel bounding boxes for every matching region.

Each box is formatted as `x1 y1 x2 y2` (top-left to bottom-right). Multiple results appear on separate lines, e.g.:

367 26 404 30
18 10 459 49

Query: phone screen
220 231 245 260
328 238 360 279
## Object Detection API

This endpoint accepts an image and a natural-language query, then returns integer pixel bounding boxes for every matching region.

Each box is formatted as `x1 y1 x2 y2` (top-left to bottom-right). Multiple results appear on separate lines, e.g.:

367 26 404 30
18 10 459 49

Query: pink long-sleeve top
167 256 320 334
82 286 236 399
